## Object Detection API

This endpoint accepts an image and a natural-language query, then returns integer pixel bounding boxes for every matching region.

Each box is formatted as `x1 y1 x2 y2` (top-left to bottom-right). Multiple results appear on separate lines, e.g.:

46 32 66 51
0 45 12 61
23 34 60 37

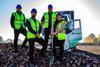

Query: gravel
0 42 100 67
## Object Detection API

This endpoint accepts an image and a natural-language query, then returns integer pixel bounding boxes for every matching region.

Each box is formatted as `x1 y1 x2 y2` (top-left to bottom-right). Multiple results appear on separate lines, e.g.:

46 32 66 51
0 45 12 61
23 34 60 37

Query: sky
0 0 100 41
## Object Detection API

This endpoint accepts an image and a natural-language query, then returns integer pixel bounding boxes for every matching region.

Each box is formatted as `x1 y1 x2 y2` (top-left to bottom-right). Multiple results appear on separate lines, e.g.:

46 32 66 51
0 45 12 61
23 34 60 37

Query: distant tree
89 33 95 38
0 36 3 42
97 35 100 43
84 33 97 43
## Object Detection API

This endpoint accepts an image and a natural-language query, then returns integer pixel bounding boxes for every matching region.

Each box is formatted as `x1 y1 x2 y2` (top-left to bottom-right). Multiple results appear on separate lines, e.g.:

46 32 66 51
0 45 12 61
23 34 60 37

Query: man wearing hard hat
41 4 57 46
10 4 27 53
26 8 47 64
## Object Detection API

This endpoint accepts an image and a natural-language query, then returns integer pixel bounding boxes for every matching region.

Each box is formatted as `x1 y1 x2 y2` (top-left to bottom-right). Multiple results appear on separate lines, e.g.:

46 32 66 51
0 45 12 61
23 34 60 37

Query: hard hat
31 8 37 13
57 13 62 16
16 4 22 9
48 4 53 8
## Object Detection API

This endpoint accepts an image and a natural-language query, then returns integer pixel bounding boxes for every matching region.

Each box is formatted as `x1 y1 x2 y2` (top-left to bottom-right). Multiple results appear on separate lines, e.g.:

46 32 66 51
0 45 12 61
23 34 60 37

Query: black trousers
14 28 27 50
28 37 47 62
44 28 51 45
53 36 65 58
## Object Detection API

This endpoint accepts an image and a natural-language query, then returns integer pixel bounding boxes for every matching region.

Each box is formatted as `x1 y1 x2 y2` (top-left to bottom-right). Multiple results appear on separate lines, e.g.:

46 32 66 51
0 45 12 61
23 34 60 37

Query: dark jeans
44 28 51 45
53 36 65 58
28 37 47 62
14 28 27 50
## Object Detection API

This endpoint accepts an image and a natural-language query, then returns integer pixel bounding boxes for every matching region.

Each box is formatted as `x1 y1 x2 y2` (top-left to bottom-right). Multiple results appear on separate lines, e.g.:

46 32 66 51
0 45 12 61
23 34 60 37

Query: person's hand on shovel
36 33 39 36
51 32 57 36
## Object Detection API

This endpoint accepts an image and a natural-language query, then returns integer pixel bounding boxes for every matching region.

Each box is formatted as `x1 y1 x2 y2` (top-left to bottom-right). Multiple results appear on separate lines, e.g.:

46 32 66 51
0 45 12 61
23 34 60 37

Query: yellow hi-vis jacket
27 18 42 39
43 12 57 28
12 12 25 30
55 20 66 40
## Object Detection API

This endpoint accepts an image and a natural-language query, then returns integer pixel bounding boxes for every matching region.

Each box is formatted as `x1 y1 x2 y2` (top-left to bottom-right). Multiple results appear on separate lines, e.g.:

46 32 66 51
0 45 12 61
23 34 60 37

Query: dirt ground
77 43 100 55
0 42 100 67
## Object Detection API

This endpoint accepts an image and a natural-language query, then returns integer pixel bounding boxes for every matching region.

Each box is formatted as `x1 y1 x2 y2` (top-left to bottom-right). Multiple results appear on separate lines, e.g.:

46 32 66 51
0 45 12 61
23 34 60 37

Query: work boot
29 58 34 64
40 48 47 57
39 52 46 57
21 45 28 48
28 60 35 67
14 49 19 53
29 63 35 67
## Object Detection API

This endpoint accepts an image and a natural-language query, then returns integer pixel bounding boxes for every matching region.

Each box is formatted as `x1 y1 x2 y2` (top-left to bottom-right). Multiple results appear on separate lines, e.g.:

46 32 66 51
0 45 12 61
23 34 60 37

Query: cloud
80 0 100 18
0 0 100 41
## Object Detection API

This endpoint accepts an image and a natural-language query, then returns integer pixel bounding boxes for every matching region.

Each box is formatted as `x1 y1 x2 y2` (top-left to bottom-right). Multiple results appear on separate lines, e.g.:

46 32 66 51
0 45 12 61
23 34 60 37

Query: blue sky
0 0 100 41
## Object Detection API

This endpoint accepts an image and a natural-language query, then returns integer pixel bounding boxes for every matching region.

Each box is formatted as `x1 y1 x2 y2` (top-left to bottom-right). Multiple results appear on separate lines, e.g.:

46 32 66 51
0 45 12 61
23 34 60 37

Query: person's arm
41 15 44 27
50 21 55 35
41 15 45 34
23 13 26 27
10 14 15 29
38 22 42 34
26 20 37 34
